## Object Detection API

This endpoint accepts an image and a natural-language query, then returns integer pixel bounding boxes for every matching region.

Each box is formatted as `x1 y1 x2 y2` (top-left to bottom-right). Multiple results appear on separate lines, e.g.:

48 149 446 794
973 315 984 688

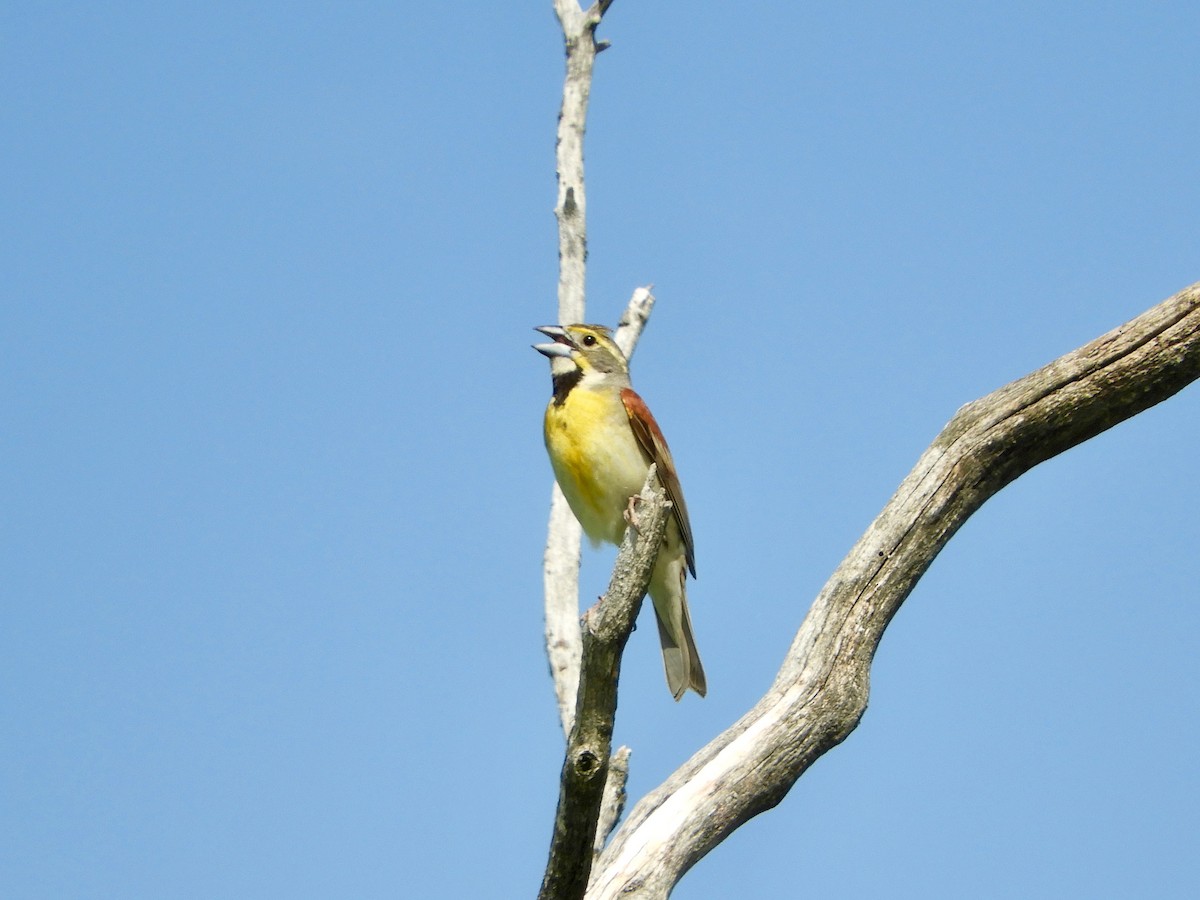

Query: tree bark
541 3 655 885
544 0 619 739
585 282 1200 898
540 470 671 900
540 3 1200 897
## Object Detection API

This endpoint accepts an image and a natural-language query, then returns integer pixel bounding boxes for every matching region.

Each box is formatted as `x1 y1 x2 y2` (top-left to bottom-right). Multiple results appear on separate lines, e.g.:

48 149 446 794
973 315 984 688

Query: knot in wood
572 747 604 779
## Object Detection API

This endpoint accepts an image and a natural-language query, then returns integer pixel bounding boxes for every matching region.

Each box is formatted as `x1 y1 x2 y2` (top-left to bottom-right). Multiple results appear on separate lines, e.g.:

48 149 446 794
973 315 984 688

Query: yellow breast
544 386 649 546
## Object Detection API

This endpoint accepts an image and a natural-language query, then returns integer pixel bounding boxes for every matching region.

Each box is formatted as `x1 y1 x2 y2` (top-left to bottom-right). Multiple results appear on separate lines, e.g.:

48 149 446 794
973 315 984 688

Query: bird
533 323 706 700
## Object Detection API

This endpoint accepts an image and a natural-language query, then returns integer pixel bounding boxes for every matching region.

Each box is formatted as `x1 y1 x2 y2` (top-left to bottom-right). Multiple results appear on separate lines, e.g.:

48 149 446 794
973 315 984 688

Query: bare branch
543 0 648 742
543 0 604 736
544 485 585 736
587 282 1200 898
593 745 630 859
551 0 613 325
614 286 656 361
539 469 671 900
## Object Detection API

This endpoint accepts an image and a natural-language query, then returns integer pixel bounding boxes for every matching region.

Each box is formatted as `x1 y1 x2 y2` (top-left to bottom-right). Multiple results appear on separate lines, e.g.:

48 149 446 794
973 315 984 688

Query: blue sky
3 3 1198 897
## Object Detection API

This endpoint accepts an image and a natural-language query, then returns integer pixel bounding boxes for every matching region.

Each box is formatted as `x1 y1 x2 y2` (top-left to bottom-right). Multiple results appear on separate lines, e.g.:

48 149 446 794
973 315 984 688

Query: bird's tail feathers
652 575 707 700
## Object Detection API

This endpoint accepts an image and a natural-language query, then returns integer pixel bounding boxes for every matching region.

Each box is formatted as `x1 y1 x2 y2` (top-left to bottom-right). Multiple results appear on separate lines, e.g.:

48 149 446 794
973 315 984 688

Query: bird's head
533 324 630 382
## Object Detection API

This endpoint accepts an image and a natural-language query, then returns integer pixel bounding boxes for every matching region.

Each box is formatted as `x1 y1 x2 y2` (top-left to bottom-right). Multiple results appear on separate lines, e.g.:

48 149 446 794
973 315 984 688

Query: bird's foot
623 493 643 530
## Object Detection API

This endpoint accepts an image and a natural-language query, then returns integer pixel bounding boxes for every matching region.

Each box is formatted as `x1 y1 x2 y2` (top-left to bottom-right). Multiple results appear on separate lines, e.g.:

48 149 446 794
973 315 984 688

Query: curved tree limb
587 282 1200 898
540 468 671 900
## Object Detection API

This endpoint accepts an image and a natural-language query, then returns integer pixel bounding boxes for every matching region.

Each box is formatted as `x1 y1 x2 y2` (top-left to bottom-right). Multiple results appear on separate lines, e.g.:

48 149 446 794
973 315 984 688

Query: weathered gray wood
540 469 671 900
541 5 649 883
551 0 608 327
544 0 621 741
588 282 1200 898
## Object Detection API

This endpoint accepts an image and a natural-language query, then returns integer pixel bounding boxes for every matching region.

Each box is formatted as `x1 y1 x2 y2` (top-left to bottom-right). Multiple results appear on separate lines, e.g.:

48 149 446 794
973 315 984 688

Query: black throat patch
551 368 583 406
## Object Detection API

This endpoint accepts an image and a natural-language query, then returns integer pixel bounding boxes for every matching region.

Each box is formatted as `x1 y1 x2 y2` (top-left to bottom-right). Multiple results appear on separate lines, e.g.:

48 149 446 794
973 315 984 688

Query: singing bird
533 324 706 699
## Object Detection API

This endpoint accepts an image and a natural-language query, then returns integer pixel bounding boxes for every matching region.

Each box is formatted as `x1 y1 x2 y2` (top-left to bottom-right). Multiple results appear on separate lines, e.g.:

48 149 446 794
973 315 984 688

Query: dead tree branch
540 469 671 900
544 1 654 740
587 281 1200 898
541 6 660 890
543 0 617 738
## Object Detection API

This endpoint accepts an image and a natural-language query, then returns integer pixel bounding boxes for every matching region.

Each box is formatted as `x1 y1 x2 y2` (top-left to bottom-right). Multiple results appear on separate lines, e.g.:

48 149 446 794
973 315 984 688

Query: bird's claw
623 493 643 530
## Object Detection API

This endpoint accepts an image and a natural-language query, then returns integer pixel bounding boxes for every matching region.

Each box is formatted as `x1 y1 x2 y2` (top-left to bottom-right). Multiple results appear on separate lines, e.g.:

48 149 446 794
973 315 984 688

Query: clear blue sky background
3 3 1198 898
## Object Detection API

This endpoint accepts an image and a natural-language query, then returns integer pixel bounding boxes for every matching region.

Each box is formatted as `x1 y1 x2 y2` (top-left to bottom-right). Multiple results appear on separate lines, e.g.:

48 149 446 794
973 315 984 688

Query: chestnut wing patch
620 387 696 577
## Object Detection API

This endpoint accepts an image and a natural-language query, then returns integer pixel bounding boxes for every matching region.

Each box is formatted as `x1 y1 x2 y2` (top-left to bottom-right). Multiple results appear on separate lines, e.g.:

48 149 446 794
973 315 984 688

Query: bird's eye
582 334 597 347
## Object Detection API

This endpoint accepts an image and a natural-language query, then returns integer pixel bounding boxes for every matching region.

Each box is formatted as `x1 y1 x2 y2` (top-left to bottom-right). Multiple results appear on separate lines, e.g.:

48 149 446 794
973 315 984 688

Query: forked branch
540 469 671 900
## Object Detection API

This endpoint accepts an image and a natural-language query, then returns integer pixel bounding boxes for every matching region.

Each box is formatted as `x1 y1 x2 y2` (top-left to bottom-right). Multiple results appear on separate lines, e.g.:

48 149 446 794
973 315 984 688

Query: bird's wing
620 387 696 577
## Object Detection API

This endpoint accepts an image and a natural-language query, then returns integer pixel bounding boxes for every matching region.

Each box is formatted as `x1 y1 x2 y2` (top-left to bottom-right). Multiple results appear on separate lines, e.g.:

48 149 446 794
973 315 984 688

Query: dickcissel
533 324 706 700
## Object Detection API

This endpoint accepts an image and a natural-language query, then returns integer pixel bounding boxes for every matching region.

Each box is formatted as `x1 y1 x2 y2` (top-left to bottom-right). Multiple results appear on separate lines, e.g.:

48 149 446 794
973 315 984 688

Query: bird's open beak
533 325 574 359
